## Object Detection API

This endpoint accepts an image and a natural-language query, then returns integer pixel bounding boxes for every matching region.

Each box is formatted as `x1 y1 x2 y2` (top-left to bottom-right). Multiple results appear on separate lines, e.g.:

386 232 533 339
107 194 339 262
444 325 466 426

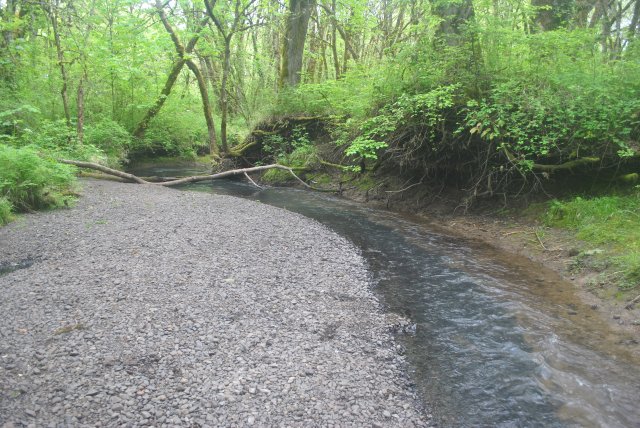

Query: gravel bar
0 180 428 427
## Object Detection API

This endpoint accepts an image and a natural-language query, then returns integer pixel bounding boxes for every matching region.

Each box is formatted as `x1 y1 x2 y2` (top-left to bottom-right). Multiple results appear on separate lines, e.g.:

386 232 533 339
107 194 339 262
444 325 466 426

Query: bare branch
59 159 335 191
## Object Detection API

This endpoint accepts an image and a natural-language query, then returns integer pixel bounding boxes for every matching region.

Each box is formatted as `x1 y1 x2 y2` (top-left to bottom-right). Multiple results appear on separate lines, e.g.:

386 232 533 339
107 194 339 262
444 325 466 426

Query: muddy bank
0 179 428 426
336 179 640 346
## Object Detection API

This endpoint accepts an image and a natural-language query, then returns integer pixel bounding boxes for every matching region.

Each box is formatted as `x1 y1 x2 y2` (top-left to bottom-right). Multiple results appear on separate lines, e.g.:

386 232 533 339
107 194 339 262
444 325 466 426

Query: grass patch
54 323 86 335
544 193 640 290
353 173 378 191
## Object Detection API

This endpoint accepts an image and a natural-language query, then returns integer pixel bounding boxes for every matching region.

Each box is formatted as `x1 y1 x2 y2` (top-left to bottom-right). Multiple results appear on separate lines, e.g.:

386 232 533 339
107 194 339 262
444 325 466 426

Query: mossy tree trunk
280 0 314 87
132 59 185 139
204 0 259 154
133 4 212 147
47 0 71 127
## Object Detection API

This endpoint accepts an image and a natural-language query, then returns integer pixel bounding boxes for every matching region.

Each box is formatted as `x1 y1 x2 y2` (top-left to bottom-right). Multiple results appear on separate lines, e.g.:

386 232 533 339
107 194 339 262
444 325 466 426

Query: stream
131 164 640 427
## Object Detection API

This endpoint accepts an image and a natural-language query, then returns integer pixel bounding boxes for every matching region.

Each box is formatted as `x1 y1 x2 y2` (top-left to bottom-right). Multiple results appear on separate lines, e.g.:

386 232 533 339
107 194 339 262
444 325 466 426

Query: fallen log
78 171 179 183
60 160 147 184
59 159 334 192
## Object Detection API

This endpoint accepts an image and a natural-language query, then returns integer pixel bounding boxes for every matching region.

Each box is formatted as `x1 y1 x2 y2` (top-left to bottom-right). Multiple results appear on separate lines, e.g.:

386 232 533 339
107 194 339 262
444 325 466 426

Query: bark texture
132 4 209 141
280 0 315 87
58 159 316 189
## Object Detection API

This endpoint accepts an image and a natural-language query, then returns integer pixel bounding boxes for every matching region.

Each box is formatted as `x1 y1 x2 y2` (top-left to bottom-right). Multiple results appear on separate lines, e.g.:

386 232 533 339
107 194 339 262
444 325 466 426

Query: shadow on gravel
0 258 36 276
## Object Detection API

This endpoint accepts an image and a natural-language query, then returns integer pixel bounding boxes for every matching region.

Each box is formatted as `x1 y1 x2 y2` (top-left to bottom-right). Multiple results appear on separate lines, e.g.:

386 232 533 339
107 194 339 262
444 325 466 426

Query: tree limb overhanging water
58 159 336 192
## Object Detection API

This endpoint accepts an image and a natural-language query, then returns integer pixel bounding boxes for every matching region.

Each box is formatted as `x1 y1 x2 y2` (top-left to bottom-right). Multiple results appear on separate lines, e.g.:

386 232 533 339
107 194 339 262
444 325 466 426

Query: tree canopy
1 0 639 205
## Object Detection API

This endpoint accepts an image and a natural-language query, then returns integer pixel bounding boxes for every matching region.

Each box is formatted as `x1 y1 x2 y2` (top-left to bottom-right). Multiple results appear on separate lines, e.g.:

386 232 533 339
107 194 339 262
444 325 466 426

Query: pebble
0 180 429 427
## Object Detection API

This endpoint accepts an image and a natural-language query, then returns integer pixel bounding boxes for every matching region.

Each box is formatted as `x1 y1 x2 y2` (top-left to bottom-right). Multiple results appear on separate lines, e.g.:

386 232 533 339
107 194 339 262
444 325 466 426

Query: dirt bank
335 178 640 344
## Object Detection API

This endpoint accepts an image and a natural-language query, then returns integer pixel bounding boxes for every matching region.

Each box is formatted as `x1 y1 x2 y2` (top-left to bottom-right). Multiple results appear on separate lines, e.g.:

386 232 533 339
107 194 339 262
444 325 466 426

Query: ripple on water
130 165 640 428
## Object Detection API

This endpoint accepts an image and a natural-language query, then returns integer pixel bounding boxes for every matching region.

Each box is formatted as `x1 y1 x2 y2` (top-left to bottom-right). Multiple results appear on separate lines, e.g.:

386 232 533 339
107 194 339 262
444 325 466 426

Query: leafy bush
19 120 108 164
261 129 318 183
0 144 76 218
335 84 460 170
262 125 312 161
464 79 640 166
132 101 209 158
274 63 403 120
0 104 41 138
344 138 387 162
84 119 132 165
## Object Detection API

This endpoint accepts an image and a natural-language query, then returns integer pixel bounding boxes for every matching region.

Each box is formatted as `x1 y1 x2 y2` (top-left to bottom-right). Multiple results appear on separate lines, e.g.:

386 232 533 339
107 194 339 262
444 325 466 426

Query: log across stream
129 163 640 427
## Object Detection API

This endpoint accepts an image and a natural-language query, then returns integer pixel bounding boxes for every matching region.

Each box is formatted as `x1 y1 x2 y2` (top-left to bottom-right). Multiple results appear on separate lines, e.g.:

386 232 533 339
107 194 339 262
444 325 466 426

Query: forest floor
0 179 429 427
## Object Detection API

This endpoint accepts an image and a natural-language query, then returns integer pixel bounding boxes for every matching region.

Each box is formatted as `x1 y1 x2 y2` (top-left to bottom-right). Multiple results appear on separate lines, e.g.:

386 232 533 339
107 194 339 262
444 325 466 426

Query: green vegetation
545 193 640 290
0 196 13 225
1 0 639 297
0 145 76 224
2 0 638 183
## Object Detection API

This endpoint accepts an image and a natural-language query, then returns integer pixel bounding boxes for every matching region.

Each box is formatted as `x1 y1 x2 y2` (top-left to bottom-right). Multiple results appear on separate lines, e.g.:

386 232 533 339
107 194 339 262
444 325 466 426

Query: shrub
0 196 13 225
131 102 209 158
0 144 76 216
84 119 132 165
20 120 108 164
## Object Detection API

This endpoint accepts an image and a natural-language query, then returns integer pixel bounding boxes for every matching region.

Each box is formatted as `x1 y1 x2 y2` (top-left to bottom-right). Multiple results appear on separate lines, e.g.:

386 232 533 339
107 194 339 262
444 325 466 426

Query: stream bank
127 157 640 345
126 160 640 426
334 175 640 346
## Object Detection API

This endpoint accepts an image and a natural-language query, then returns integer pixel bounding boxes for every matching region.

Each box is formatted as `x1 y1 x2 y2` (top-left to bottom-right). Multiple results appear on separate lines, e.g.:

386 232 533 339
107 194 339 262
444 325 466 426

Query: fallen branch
500 147 601 173
60 159 334 192
60 160 147 184
534 230 548 251
243 171 263 189
319 159 352 171
532 157 601 173
625 293 640 310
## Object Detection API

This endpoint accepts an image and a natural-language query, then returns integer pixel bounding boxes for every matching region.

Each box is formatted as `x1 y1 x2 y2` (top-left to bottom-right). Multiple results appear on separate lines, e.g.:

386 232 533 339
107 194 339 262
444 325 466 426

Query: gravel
0 179 428 427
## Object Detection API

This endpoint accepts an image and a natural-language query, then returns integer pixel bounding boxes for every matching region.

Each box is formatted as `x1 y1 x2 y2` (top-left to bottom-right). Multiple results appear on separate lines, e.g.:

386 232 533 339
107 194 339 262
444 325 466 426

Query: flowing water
131 164 640 427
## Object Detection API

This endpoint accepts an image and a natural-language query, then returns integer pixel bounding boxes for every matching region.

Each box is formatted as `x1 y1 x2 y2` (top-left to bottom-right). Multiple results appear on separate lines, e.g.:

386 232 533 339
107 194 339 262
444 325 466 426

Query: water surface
129 165 640 427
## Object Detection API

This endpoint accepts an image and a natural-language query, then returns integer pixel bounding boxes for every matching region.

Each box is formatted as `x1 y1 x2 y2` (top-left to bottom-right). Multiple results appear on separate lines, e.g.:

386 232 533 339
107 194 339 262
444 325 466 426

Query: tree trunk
49 0 71 127
154 1 218 155
531 0 571 31
432 0 476 46
202 54 219 100
306 13 319 83
574 0 599 27
185 59 219 156
1 0 17 84
76 75 84 144
220 37 231 153
133 59 185 139
280 0 315 87
331 10 340 79
628 0 640 39
59 159 320 189
133 3 208 139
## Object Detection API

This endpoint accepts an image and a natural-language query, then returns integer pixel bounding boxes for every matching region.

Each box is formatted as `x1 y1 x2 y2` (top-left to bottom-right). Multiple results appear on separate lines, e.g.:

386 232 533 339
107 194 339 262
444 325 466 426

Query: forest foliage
1 0 639 213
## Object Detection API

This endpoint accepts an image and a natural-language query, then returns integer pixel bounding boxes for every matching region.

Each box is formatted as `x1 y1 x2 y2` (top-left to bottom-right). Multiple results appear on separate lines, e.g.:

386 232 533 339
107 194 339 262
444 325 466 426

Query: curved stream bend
132 164 640 427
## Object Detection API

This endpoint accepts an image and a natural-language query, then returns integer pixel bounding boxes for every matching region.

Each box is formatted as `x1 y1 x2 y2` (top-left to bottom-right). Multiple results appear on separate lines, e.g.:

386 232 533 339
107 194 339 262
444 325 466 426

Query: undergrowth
0 144 77 225
545 192 640 290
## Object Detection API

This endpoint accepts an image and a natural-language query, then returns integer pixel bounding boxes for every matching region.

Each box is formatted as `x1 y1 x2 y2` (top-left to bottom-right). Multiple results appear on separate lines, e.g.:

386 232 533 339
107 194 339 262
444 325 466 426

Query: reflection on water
129 165 640 427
